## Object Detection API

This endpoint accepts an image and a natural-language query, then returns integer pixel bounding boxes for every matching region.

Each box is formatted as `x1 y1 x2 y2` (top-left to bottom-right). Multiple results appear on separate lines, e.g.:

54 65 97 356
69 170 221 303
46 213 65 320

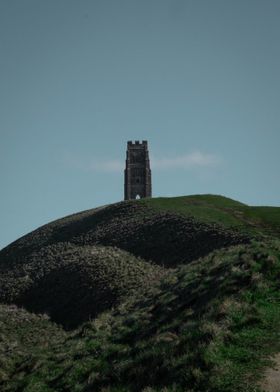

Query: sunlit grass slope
142 194 280 237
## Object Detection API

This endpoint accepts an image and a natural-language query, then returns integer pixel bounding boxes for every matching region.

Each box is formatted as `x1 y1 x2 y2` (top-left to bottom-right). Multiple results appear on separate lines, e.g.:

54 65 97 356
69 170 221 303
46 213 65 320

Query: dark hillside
1 198 251 268
0 304 66 385
1 240 280 392
0 195 280 391
0 244 164 328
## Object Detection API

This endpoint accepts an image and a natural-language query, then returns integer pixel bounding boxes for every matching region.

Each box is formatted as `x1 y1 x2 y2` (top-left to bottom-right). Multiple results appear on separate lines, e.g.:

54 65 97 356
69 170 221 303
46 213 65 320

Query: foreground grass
1 195 280 391
1 240 280 391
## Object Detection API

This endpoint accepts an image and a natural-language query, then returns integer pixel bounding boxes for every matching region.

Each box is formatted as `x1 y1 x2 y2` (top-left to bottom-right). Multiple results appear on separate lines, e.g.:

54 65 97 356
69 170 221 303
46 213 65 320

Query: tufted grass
1 195 280 391
1 240 280 391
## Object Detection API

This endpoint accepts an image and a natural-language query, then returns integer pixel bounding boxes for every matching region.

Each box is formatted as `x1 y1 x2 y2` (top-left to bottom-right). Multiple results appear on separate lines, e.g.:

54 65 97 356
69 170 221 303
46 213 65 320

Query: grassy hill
143 195 280 237
0 244 164 329
0 194 280 391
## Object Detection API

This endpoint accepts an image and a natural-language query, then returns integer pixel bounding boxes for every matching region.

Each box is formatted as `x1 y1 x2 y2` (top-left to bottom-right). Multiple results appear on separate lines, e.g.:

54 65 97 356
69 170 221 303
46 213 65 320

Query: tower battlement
127 140 148 146
124 141 152 200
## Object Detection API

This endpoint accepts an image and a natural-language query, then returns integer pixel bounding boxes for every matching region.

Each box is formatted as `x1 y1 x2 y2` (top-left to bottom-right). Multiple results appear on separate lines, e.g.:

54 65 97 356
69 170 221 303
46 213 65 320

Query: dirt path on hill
260 353 280 391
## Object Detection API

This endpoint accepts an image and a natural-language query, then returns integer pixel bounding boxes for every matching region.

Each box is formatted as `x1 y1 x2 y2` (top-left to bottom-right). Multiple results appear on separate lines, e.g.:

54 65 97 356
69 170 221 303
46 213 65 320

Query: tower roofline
127 140 148 146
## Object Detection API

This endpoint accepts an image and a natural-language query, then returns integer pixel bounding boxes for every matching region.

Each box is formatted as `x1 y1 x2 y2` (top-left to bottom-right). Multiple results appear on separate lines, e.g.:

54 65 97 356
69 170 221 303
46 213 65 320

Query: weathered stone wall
124 140 152 200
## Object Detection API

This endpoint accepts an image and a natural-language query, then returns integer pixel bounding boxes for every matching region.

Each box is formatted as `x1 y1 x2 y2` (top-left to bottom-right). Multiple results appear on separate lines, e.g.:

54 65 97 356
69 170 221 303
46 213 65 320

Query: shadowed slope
0 243 164 329
0 198 251 269
1 241 280 392
0 195 280 391
0 304 66 385
0 195 268 328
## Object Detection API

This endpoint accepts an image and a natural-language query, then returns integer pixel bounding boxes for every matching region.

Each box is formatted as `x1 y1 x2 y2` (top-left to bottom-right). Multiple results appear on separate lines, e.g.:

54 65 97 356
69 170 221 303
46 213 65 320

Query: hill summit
0 194 280 391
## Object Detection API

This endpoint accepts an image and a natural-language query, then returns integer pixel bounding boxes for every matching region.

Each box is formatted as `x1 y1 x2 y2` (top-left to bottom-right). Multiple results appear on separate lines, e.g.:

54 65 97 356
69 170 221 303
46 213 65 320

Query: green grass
1 194 280 391
0 244 164 329
1 240 280 391
244 207 280 234
141 194 246 228
142 194 280 237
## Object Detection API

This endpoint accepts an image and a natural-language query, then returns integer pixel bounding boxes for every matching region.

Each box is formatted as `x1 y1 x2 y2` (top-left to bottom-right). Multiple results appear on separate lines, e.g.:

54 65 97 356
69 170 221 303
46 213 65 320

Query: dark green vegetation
0 194 280 391
0 244 164 329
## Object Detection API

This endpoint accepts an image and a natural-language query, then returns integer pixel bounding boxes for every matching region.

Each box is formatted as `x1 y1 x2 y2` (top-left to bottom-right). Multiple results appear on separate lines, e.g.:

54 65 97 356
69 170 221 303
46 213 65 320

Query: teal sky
1 0 280 249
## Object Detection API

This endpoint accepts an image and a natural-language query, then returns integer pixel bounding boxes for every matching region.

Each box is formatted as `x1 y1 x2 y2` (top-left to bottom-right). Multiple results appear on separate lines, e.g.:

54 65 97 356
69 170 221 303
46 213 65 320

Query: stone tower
124 140 152 200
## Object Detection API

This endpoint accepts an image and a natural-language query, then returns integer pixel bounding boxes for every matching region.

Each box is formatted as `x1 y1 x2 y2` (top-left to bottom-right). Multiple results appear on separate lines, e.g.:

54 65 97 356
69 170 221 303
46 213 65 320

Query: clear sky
1 0 280 249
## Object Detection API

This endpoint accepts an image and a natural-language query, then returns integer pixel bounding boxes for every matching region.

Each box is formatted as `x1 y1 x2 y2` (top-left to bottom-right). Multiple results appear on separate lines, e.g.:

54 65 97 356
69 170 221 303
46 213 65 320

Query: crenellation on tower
124 140 152 200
